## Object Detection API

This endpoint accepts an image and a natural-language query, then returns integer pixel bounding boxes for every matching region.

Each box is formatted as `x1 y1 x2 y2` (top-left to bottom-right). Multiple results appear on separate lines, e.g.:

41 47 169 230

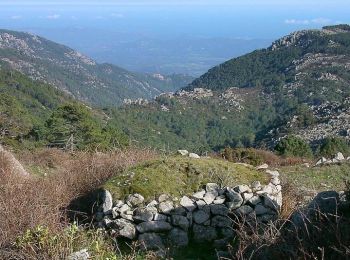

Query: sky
0 0 348 38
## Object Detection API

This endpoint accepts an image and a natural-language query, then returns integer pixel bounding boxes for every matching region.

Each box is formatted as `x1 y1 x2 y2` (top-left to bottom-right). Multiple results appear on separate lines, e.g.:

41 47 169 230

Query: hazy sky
0 0 348 39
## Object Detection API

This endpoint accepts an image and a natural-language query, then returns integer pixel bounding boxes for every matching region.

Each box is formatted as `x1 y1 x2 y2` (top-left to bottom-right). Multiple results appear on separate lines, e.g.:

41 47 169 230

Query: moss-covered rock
103 156 268 200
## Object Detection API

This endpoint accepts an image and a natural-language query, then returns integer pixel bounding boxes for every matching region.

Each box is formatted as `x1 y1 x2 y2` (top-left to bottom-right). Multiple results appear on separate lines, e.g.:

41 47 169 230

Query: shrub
318 136 350 157
274 135 313 158
222 148 265 166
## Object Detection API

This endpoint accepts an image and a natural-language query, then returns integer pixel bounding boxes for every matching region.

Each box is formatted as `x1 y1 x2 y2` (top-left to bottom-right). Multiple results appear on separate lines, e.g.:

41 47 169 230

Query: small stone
68 249 89 260
203 192 216 204
193 224 217 242
266 170 279 178
242 192 254 201
118 204 130 213
177 150 189 156
213 195 226 204
225 188 243 209
110 219 136 239
136 221 172 233
158 201 174 214
210 204 229 216
211 215 233 228
256 163 269 170
251 181 262 191
196 200 206 208
206 183 220 193
180 196 196 211
126 194 144 207
193 210 210 224
147 200 158 207
316 157 327 166
234 185 251 194
270 178 281 185
138 233 164 250
168 228 189 247
133 207 155 222
192 190 206 200
248 196 262 206
171 215 190 231
111 207 119 219
120 212 134 221
114 200 124 207
334 152 345 161
189 153 200 159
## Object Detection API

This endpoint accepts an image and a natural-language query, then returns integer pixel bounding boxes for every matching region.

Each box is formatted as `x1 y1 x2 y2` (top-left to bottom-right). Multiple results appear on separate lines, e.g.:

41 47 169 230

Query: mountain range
1 25 350 152
0 29 193 107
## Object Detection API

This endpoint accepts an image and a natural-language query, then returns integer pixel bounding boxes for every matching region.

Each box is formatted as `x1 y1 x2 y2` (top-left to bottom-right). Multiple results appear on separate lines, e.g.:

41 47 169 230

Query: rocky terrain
0 29 193 107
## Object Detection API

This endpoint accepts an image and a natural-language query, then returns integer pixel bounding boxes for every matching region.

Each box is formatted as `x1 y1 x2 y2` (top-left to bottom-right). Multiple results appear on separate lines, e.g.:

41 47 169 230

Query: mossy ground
280 162 350 192
103 155 268 201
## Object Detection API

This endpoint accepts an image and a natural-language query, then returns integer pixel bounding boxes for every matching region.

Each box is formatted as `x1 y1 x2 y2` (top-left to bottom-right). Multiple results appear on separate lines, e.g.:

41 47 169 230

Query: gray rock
225 188 243 209
111 207 119 219
270 177 281 185
210 204 229 216
189 153 200 159
235 205 254 216
133 208 155 222
251 181 262 191
248 196 262 206
147 200 158 207
126 193 144 207
186 212 193 226
101 190 113 214
220 227 235 238
203 192 216 204
211 215 233 228
256 163 269 170
213 195 226 204
193 224 217 242
172 215 190 231
118 204 130 213
95 212 104 221
242 192 254 201
111 219 136 239
196 200 207 208
138 233 164 250
136 221 172 233
334 152 345 161
159 201 174 214
170 206 187 216
266 170 280 178
216 250 231 259
168 228 189 247
177 150 189 156
234 185 251 194
206 183 220 194
254 204 270 215
153 213 168 221
193 210 210 224
316 157 327 166
180 196 196 211
263 196 279 211
192 190 206 200
68 249 89 260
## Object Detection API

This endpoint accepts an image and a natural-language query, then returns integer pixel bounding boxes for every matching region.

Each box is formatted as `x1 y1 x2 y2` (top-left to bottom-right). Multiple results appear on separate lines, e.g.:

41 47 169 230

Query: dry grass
0 147 156 258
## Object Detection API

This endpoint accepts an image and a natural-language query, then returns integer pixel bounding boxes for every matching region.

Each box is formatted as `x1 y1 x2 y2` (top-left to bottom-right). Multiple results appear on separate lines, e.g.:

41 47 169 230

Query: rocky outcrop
94 171 283 254
0 145 29 176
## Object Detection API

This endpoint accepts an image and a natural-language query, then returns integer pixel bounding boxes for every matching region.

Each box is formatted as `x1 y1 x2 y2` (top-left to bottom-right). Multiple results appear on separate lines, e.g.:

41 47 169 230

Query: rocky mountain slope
0 29 193 107
113 25 350 151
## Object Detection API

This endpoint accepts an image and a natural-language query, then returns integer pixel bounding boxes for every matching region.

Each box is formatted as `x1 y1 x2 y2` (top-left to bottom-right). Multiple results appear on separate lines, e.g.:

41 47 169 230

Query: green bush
275 135 313 158
318 137 350 157
222 148 265 166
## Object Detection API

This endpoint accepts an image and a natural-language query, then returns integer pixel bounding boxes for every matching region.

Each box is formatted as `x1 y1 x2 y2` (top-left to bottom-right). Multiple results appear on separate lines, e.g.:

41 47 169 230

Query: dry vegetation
0 148 156 259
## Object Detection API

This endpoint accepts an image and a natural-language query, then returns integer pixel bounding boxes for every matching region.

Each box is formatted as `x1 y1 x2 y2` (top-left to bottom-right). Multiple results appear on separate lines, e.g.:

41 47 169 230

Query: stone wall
95 170 282 255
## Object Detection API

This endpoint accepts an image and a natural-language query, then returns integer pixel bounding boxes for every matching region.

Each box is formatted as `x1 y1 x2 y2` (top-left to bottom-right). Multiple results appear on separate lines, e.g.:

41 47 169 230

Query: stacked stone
95 173 282 254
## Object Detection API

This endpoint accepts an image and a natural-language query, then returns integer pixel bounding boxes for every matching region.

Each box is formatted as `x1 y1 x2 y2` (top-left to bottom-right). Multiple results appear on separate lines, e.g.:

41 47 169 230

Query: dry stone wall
95 170 282 254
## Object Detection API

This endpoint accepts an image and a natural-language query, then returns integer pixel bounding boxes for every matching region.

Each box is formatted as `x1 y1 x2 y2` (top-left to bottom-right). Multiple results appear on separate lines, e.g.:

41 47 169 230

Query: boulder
203 192 216 205
136 221 172 233
177 150 189 156
138 233 165 250
110 219 136 239
180 196 196 211
133 207 155 222
189 153 200 159
171 215 190 231
193 210 210 224
193 224 218 242
168 228 189 247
